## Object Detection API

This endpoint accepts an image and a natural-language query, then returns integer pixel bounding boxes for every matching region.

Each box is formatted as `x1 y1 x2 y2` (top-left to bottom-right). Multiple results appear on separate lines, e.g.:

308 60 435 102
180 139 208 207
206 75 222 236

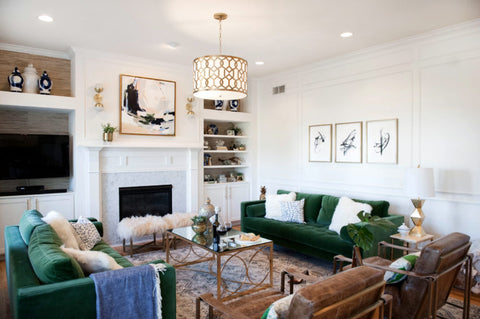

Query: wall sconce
94 84 104 109
186 96 195 117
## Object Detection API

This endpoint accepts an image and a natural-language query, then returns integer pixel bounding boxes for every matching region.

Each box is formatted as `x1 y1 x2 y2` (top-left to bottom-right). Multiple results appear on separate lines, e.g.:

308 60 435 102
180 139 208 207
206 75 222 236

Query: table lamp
404 166 435 237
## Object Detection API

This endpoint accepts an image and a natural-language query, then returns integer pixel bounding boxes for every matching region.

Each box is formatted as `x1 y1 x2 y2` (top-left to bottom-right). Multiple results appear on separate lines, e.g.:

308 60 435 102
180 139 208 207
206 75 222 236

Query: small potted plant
228 123 242 136
102 123 117 142
191 215 208 234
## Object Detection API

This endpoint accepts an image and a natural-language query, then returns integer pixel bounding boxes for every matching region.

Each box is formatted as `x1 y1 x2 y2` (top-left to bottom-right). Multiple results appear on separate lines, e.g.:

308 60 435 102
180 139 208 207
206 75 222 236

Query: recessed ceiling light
165 42 179 49
255 61 265 65
340 32 353 38
38 15 54 23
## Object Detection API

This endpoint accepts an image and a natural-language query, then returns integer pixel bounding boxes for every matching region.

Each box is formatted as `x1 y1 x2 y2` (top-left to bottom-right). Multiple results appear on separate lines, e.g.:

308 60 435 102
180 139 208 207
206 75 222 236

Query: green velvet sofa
241 190 404 260
4 210 176 319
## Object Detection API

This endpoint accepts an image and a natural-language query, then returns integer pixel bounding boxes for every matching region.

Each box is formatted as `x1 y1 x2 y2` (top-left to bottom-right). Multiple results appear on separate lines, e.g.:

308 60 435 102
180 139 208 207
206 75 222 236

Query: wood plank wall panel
0 50 71 96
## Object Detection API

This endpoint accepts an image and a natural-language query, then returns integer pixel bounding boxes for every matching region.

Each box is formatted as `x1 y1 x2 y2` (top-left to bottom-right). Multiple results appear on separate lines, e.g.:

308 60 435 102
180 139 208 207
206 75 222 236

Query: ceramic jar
23 64 39 93
38 71 52 95
8 67 23 92
215 100 224 110
229 99 239 112
398 223 410 237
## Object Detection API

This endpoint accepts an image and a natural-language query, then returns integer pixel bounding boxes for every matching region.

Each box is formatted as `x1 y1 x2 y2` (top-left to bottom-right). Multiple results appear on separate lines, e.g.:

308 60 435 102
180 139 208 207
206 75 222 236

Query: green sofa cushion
277 190 323 223
246 203 266 218
28 224 85 284
316 195 390 224
19 210 46 245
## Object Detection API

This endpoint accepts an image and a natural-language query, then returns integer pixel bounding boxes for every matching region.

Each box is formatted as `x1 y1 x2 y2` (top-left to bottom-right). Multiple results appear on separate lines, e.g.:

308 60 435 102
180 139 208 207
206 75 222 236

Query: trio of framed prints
309 119 398 164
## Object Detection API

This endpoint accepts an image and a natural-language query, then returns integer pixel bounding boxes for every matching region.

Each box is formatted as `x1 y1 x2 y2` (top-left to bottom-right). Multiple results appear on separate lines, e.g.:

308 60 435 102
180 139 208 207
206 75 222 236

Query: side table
390 233 434 258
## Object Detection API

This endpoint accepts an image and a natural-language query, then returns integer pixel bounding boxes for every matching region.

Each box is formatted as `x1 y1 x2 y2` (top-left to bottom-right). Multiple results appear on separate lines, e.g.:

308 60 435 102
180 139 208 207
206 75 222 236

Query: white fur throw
42 211 80 250
328 197 372 234
61 246 123 274
117 212 196 239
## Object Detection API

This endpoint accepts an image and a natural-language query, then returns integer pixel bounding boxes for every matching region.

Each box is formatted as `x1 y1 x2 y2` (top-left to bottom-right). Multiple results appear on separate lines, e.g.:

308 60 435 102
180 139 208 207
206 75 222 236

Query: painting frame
119 74 176 136
335 121 362 163
366 118 398 164
309 124 332 162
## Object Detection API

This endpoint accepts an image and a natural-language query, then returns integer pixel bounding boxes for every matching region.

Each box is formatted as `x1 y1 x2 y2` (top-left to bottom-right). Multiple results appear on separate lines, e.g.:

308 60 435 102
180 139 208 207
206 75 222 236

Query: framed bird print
309 124 332 162
366 119 398 164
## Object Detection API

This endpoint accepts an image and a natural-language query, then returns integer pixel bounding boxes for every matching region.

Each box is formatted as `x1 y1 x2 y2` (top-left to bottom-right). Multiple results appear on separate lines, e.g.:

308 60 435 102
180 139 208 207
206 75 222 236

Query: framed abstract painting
309 124 332 162
335 121 362 163
119 74 176 136
366 119 398 164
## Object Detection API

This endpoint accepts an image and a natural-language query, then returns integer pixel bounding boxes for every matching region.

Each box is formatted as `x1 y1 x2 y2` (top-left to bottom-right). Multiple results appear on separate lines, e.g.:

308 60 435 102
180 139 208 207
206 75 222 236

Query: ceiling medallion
193 13 248 100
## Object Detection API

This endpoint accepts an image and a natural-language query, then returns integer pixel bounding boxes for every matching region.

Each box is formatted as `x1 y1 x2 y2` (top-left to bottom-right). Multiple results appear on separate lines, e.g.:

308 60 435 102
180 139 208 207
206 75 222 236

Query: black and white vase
229 100 239 112
38 71 52 95
8 67 23 92
215 100 224 110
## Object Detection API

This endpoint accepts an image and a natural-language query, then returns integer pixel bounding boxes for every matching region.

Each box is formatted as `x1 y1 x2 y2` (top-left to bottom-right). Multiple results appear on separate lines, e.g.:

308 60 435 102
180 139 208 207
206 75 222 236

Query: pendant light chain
218 18 223 55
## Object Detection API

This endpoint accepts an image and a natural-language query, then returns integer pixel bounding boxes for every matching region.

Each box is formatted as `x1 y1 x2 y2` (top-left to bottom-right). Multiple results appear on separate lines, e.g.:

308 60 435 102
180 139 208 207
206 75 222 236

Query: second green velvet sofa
5 210 176 319
241 190 404 260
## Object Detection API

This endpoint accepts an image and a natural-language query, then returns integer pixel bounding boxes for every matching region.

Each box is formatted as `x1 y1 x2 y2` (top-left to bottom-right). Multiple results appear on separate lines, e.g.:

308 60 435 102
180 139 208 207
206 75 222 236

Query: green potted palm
102 123 117 142
346 211 396 266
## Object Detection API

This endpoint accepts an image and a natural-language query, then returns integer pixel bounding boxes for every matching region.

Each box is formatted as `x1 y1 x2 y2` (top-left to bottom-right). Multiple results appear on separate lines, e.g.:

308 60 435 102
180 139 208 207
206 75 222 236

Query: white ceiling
1 0 479 77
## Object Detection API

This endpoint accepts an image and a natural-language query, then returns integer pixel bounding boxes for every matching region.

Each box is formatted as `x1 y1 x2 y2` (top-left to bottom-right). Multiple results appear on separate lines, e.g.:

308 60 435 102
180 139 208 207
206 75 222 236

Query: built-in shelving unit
0 91 77 111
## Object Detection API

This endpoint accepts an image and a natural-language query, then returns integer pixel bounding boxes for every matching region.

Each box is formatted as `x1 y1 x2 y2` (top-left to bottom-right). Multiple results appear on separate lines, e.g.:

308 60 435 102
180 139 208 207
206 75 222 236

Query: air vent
272 85 286 95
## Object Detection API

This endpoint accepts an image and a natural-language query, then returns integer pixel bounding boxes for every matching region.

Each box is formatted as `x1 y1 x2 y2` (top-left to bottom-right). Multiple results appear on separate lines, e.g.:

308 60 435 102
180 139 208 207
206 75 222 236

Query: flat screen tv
0 134 70 180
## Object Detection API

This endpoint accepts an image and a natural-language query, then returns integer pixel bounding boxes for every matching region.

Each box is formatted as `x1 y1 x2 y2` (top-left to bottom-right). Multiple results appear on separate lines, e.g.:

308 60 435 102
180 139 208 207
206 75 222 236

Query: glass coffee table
165 226 273 300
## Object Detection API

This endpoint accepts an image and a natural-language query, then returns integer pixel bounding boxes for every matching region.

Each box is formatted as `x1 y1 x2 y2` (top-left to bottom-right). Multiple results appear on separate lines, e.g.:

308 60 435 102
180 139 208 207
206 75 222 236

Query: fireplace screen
119 185 172 221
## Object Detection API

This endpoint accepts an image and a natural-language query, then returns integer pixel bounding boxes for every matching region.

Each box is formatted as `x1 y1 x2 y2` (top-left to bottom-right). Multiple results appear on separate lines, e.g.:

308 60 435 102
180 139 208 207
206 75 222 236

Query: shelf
204 150 247 153
203 109 252 122
204 134 249 139
204 165 249 169
204 181 249 185
0 90 77 112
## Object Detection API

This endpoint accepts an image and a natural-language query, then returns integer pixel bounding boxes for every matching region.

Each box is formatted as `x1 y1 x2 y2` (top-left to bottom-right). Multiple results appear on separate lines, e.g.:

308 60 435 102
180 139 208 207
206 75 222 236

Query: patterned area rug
126 244 479 319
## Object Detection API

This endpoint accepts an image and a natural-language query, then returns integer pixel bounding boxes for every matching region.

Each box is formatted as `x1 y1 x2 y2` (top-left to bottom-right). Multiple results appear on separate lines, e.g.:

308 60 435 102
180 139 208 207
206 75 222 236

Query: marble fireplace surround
80 146 200 245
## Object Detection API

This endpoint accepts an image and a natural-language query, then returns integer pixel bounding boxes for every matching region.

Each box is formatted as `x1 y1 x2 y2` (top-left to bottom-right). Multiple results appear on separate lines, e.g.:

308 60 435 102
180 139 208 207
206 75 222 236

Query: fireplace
119 185 173 221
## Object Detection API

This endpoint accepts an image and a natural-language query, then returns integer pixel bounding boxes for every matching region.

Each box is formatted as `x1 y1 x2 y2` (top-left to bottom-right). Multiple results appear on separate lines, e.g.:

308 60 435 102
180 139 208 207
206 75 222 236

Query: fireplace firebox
119 185 172 221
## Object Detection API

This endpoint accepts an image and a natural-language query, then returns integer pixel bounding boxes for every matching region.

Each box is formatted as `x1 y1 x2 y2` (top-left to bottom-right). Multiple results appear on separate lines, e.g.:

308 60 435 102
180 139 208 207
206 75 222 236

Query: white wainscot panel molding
100 149 189 173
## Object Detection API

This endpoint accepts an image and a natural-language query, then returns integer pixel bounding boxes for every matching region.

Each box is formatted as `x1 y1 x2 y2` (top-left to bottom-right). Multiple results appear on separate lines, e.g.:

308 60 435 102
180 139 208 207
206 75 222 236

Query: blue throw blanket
90 264 165 319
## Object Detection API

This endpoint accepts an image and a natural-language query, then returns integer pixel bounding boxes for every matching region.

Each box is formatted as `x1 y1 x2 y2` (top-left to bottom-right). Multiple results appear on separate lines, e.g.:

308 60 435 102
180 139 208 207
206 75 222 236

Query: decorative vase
192 222 207 234
215 100 224 110
103 132 113 142
208 124 218 135
38 71 52 95
199 198 215 219
229 100 239 112
23 64 39 93
8 67 23 92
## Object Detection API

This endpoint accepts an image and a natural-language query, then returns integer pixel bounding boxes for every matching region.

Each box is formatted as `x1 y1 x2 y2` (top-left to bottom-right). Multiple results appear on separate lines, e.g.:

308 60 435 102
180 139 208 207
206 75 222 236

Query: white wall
71 48 203 222
255 20 480 239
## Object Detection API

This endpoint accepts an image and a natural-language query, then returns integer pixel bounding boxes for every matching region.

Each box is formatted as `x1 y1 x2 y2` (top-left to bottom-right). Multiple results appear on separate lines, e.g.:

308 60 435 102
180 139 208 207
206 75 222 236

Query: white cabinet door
0 196 30 254
34 193 75 219
228 183 250 222
204 184 228 224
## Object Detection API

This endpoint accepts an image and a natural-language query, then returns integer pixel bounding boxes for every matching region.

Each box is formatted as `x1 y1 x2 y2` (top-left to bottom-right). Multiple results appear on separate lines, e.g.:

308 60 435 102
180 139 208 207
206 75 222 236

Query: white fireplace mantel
76 144 201 225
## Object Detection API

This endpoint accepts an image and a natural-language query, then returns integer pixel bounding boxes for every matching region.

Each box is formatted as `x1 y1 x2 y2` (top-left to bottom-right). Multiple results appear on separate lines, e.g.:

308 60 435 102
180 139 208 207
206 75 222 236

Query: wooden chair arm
196 293 251 319
283 268 313 282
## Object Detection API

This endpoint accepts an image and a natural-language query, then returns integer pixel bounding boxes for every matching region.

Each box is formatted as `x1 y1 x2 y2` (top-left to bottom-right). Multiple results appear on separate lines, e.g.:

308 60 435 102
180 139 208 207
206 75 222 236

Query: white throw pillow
280 199 305 223
265 192 296 220
61 246 123 274
264 294 294 319
42 211 80 249
71 216 102 250
328 197 372 234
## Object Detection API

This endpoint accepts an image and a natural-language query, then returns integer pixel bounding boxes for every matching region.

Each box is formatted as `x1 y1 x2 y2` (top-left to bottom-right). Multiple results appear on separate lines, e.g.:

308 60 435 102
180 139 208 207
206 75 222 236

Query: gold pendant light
193 13 248 100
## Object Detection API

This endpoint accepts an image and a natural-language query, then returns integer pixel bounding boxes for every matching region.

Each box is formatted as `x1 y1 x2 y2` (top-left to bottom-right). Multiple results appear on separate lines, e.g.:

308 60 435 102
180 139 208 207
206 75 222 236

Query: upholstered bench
117 212 196 256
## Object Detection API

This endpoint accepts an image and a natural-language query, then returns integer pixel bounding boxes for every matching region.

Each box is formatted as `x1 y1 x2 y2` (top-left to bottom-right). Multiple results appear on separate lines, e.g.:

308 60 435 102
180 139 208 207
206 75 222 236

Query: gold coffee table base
165 230 273 301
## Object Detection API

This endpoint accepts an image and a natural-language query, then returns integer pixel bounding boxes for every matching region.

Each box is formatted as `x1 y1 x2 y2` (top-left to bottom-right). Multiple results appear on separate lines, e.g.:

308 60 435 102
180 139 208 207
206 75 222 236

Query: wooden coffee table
164 227 273 301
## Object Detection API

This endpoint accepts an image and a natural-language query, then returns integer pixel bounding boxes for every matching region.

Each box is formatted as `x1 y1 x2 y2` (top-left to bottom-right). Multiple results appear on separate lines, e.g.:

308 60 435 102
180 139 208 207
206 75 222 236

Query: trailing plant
191 215 207 224
346 211 396 252
102 123 117 133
